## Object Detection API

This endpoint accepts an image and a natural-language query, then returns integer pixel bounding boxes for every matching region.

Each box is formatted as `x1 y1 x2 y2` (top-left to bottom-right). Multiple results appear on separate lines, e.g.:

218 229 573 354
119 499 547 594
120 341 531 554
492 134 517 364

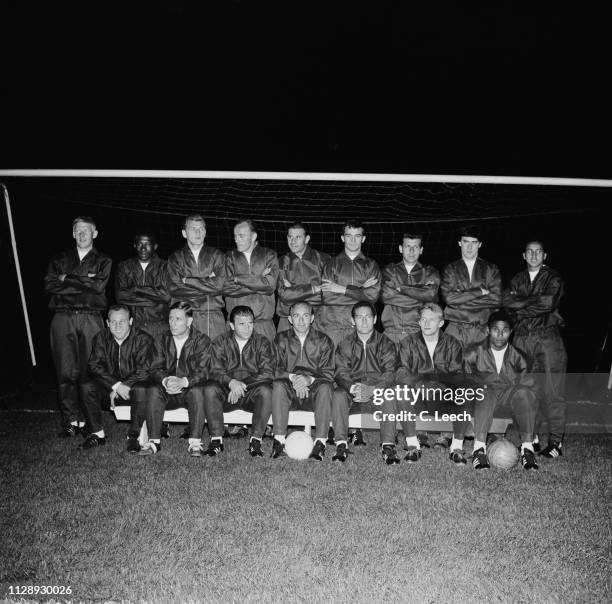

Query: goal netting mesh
1 174 609 379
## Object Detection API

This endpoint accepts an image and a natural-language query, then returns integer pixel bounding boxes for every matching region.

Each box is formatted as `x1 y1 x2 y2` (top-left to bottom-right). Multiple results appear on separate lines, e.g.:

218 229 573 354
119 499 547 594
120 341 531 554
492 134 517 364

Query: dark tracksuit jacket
381 261 440 336
274 328 335 382
115 255 170 326
441 257 502 326
223 245 279 322
276 246 330 320
319 251 382 332
167 245 226 315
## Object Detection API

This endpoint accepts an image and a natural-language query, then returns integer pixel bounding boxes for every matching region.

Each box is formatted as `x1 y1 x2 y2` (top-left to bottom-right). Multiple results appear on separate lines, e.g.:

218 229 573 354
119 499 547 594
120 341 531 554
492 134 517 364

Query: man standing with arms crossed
115 232 170 339
276 222 329 333
44 216 112 437
503 240 567 458
381 232 440 344
319 220 381 347
439 225 502 449
224 219 279 343
167 214 227 340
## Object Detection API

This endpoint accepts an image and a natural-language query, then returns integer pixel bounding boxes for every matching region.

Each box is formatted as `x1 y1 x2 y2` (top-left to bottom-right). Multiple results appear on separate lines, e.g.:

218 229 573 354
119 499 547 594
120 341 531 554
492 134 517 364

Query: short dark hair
458 225 481 241
487 310 513 330
343 220 365 235
184 214 206 228
288 221 310 237
133 232 157 246
351 301 376 319
230 305 255 323
72 216 96 229
525 239 545 250
289 301 313 315
402 233 424 245
108 304 131 318
169 301 193 317
235 219 257 234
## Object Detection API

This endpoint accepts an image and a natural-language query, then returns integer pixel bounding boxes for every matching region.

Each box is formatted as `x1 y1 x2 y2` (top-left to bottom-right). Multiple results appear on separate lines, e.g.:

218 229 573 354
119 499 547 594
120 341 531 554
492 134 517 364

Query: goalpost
1 169 611 373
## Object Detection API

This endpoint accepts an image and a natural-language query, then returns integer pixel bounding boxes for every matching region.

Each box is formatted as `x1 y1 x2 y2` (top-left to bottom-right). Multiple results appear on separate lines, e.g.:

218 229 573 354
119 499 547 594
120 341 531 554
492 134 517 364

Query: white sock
93 430 105 438
213 436 223 443
405 436 420 449
474 439 487 453
382 442 395 447
336 440 348 447
315 438 326 445
533 434 540 445
150 439 160 444
522 442 534 454
274 435 286 444
188 438 201 447
70 421 79 426
450 437 463 451
250 436 262 443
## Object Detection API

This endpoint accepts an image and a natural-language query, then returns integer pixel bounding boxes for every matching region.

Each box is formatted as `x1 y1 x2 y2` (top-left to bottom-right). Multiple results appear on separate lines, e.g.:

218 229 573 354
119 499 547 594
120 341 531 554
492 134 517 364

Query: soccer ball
284 431 314 460
487 438 520 470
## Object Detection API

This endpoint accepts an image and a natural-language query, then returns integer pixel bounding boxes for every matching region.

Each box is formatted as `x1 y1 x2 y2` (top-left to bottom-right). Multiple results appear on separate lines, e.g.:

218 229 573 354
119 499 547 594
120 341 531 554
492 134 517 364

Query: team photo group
45 213 566 472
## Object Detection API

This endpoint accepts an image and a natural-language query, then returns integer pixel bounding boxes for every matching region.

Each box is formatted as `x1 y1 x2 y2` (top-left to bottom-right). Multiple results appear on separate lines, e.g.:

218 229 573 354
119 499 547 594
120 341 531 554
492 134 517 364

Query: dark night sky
3 2 611 176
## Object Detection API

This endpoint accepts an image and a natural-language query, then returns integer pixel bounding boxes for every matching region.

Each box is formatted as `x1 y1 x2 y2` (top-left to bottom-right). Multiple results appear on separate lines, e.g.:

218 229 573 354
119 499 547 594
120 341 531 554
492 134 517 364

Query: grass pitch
0 411 610 603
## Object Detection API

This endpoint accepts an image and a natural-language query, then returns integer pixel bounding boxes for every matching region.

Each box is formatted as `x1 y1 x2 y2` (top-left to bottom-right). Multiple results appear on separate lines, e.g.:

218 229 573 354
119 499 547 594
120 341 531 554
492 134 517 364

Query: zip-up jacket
464 342 534 390
115 255 170 325
276 246 330 318
211 332 275 386
224 244 279 321
396 331 464 386
502 265 564 335
44 247 112 311
87 327 154 389
167 245 226 314
441 257 502 325
381 261 440 333
319 251 382 330
274 328 334 382
150 328 213 386
335 330 396 391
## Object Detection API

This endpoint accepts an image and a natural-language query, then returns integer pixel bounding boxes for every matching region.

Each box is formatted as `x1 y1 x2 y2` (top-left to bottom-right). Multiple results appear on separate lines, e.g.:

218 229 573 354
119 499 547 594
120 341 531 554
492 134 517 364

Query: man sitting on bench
396 303 471 466
141 301 218 457
465 310 538 470
207 305 275 458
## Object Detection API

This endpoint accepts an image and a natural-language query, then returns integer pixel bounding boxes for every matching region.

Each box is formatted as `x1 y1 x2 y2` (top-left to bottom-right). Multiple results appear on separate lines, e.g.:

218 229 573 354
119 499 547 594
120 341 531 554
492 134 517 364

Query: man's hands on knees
350 383 375 403
290 374 313 399
228 379 247 404
163 376 188 395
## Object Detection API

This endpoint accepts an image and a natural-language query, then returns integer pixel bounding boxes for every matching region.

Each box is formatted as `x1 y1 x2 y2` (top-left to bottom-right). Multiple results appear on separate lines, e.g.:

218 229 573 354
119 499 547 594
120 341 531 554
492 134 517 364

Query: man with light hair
396 303 471 466
167 214 227 340
44 216 112 438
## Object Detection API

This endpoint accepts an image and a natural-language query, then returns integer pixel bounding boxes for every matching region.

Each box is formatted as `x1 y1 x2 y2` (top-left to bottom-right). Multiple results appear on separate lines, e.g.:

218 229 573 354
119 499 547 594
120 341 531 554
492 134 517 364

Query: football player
503 240 567 458
224 219 279 343
319 220 382 346
167 214 227 340
115 232 170 338
396 303 471 465
276 222 330 333
465 310 538 470
44 216 112 438
207 306 275 457
331 302 397 462
272 302 334 460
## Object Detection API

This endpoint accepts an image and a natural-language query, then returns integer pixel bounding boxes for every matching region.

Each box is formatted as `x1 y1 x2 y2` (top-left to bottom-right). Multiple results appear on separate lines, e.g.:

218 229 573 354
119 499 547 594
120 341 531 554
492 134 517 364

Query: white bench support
113 406 512 445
